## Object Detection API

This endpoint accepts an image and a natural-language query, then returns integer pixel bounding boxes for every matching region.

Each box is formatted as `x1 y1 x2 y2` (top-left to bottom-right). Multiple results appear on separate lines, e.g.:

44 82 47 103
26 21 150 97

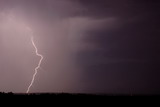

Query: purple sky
0 0 160 94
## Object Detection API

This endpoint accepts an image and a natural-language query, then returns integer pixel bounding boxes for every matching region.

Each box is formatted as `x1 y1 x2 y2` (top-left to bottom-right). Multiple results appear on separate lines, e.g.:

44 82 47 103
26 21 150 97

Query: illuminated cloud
0 0 160 94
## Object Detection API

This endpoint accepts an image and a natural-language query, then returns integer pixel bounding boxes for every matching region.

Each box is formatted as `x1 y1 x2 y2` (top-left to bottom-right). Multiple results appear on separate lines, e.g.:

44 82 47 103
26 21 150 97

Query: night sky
0 0 160 94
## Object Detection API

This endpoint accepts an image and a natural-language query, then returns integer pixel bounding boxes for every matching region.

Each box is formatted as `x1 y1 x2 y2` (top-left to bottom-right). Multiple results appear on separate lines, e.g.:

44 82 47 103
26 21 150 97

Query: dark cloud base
75 0 160 94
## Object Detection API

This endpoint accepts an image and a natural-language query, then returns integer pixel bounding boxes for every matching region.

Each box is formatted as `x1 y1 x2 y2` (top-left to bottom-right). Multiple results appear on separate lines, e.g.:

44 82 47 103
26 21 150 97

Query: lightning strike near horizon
0 12 45 93
26 30 44 93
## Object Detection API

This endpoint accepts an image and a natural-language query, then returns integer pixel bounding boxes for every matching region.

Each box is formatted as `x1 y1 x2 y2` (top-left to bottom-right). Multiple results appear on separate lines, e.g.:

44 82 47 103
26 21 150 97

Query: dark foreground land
0 92 156 96
0 92 109 97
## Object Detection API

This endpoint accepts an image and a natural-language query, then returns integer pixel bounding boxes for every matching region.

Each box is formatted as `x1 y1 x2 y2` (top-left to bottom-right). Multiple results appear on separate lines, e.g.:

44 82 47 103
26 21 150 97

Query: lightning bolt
26 35 44 93
1 12 44 93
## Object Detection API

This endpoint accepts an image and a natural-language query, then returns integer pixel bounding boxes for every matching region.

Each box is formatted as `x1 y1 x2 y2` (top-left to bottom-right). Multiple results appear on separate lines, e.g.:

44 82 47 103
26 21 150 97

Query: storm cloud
0 0 160 94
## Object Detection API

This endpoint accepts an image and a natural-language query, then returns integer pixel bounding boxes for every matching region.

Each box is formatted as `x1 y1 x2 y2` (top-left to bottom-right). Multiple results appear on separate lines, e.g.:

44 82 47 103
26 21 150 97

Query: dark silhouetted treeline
0 92 155 96
0 92 109 97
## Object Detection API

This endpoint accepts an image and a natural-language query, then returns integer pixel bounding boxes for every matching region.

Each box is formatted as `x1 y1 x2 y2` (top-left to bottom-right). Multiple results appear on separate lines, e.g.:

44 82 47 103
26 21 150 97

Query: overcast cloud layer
0 0 160 94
